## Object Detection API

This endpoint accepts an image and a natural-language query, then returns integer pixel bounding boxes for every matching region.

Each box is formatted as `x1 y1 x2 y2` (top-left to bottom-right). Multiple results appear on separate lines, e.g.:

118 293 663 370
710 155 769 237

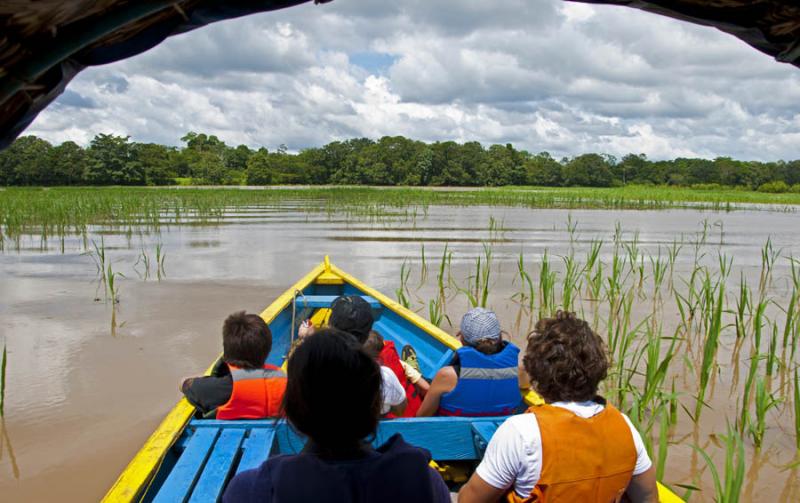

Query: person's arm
620 412 658 502
382 366 408 416
414 377 430 395
416 366 458 417
389 398 407 416
181 375 233 415
459 417 525 502
518 364 530 390
400 360 430 395
626 466 658 503
298 319 315 339
458 473 507 503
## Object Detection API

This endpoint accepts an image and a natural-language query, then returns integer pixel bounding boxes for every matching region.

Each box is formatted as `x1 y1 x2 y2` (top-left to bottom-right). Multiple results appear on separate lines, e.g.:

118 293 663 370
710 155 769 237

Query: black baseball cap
329 295 373 344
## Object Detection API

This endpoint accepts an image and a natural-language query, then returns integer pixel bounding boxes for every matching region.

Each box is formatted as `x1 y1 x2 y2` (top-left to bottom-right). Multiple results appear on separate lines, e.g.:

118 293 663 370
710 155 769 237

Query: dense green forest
1 133 799 192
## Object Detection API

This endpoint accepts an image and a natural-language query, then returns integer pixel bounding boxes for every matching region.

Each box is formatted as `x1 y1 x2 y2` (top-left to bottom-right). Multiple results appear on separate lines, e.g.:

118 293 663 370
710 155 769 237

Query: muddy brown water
1 204 799 501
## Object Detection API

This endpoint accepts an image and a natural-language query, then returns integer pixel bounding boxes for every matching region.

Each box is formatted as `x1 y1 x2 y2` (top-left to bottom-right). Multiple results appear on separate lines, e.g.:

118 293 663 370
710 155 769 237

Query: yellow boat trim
103 262 325 502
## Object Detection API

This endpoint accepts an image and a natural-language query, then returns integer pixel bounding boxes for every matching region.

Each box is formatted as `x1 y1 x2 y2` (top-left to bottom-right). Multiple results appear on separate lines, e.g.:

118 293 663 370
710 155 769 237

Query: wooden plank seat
293 295 381 309
151 417 510 502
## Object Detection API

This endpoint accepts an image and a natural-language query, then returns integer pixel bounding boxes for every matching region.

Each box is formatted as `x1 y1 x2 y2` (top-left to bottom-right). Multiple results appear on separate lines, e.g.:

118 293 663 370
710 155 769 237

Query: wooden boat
104 257 682 502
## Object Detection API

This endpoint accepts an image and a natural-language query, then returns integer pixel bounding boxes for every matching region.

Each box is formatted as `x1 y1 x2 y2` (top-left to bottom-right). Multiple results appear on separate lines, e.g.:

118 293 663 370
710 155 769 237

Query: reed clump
394 221 799 497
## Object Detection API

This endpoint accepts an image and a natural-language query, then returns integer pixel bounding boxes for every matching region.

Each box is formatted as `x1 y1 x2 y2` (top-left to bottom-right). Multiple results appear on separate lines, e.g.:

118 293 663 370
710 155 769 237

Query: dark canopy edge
0 0 798 149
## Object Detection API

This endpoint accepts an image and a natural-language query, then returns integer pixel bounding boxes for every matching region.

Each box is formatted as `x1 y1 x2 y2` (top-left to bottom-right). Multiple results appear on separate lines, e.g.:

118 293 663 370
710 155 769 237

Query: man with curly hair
458 311 658 503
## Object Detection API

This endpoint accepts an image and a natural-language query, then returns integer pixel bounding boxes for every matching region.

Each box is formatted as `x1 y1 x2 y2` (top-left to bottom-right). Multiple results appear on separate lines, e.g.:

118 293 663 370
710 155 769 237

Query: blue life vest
438 342 522 417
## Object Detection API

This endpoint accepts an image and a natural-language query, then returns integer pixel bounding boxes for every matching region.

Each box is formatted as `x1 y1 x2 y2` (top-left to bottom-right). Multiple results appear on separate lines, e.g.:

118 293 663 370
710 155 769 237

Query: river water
1 203 799 501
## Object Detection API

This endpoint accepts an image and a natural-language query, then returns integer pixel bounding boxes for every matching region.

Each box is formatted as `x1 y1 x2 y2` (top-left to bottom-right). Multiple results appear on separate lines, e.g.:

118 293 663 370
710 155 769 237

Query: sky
27 0 800 161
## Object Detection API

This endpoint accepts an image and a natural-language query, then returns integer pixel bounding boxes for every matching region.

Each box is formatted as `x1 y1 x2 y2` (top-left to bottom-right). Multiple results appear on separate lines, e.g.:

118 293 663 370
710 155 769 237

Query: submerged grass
0 341 6 417
694 424 746 503
794 368 800 451
2 186 799 250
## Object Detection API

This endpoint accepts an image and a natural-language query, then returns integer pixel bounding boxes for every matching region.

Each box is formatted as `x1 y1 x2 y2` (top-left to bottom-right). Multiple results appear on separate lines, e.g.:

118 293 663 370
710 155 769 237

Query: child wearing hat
299 295 408 417
416 307 523 417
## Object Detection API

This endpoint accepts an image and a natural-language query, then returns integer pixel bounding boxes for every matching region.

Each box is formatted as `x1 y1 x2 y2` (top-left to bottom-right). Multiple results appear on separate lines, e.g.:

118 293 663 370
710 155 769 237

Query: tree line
1 132 799 192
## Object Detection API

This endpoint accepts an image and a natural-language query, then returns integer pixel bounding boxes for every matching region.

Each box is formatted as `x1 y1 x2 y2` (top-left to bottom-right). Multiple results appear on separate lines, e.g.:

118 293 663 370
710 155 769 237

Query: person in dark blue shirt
223 328 451 503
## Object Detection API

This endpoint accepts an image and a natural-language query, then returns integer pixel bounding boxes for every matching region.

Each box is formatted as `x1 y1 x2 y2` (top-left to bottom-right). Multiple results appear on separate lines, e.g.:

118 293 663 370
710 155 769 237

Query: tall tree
563 154 613 187
49 141 86 185
246 148 273 184
525 152 563 186
85 134 143 185
0 136 53 185
132 143 177 185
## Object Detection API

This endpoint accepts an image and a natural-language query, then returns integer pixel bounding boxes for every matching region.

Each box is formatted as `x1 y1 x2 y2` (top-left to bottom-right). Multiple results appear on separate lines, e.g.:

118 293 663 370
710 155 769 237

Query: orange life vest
379 341 422 418
506 402 637 503
215 363 287 420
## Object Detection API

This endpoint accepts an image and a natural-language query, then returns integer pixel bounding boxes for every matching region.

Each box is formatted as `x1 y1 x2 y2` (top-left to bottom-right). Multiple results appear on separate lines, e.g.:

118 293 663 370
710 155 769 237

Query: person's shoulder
617 410 642 435
377 434 432 465
486 412 540 455
223 464 268 502
434 365 457 380
500 412 538 437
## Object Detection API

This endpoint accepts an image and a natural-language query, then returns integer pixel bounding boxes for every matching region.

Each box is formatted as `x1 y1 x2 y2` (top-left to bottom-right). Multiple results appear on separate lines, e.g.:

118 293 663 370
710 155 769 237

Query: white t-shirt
475 401 652 498
379 366 406 415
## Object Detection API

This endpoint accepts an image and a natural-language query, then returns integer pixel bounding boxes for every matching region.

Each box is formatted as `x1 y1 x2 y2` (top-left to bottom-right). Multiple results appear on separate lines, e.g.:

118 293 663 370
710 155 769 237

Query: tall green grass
694 424 746 503
0 341 6 418
2 186 800 251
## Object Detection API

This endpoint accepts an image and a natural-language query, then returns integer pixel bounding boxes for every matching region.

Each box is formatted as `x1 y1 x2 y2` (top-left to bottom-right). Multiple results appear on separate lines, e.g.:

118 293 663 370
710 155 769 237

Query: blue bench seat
150 416 508 502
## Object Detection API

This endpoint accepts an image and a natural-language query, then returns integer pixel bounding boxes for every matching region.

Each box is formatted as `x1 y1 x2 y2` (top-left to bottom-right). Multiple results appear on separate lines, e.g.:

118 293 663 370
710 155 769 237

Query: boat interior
143 272 506 502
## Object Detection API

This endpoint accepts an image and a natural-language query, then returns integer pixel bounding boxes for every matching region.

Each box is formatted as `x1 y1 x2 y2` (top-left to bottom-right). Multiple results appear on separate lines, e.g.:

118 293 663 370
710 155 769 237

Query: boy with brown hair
181 311 286 419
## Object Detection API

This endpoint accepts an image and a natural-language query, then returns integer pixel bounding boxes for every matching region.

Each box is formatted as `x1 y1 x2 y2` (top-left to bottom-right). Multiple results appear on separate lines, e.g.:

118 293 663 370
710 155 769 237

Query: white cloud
27 0 800 161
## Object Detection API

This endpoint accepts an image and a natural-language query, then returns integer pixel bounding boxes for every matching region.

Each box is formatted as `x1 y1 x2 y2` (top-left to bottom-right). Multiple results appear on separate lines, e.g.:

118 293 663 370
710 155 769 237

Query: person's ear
456 331 464 342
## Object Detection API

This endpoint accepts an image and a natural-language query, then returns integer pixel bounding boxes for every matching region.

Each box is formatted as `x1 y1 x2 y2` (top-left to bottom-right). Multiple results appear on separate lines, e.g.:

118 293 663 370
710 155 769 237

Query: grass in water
3 186 800 252
695 279 724 420
694 424 746 503
395 260 411 309
794 368 800 451
0 341 6 417
749 377 779 448
156 243 166 281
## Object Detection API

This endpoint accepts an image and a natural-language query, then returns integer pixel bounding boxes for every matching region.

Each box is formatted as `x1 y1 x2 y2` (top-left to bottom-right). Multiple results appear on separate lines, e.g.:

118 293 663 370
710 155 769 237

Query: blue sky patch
349 52 397 74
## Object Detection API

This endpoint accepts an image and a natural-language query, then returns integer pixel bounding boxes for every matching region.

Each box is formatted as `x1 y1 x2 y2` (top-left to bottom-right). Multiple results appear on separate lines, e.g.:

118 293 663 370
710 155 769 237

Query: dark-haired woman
458 311 658 503
223 328 451 503
417 308 523 417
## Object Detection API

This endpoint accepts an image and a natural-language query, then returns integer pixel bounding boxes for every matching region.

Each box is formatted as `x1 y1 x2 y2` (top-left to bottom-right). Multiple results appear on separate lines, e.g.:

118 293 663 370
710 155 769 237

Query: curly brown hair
523 310 609 402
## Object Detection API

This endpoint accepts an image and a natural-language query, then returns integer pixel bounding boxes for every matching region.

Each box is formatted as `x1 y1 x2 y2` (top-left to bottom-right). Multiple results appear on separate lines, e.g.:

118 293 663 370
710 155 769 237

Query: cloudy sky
28 0 800 160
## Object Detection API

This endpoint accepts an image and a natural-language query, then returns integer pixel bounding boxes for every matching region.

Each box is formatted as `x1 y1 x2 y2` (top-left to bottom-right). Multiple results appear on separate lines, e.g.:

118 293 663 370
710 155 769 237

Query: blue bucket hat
460 307 501 346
